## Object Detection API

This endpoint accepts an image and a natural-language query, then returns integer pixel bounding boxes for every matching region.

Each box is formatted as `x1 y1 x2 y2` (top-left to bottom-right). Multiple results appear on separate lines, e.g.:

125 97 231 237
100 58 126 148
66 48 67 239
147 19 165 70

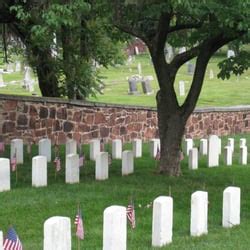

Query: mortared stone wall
0 94 249 144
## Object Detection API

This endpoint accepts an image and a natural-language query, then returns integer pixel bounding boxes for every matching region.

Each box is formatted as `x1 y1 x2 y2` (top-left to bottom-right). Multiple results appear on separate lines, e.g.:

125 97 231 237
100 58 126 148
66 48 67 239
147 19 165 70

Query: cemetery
0 1 249 250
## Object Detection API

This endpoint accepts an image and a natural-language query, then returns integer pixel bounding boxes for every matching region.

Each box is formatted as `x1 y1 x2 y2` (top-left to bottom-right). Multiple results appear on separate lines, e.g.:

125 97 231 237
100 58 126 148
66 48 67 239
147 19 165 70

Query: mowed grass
0 51 250 108
1 134 250 249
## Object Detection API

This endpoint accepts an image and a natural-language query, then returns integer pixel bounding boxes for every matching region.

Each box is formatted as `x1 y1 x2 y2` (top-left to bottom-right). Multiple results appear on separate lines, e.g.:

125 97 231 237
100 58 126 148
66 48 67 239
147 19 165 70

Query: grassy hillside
0 51 249 108
0 134 250 249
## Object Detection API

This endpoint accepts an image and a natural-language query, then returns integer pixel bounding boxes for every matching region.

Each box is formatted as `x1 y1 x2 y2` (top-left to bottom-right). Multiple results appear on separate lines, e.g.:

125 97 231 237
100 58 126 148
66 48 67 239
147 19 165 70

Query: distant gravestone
95 152 109 180
224 146 232 166
209 69 214 79
239 146 247 165
227 138 234 153
184 138 193 155
0 71 6 88
223 186 241 228
137 62 142 75
44 216 71 250
65 154 79 184
141 77 153 95
6 63 14 73
152 196 173 247
122 151 134 176
227 50 235 58
199 139 208 155
0 158 10 192
11 139 23 164
66 139 77 156
15 61 21 72
32 156 47 187
39 138 51 162
239 138 246 148
150 139 160 158
23 66 33 89
103 206 127 250
207 135 219 167
189 148 198 170
112 139 122 159
190 191 208 237
135 46 139 55
90 139 100 161
179 81 185 96
187 62 195 75
132 139 142 158
128 76 139 95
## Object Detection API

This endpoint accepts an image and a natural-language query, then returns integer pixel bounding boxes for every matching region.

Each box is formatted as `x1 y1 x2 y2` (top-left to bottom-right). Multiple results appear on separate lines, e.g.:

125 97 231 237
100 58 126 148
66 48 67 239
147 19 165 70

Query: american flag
0 142 5 153
11 153 17 172
126 202 136 229
3 227 23 250
53 157 61 172
155 146 160 161
75 209 84 240
79 153 85 168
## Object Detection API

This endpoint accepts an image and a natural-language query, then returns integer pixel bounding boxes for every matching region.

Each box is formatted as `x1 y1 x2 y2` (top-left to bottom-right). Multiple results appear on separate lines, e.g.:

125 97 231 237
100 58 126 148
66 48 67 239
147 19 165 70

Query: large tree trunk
32 48 60 97
156 89 186 176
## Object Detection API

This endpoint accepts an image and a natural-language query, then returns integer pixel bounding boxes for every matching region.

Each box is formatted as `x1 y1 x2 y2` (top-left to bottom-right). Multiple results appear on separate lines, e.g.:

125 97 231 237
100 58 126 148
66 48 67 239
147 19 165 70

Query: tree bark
156 89 186 176
32 48 60 97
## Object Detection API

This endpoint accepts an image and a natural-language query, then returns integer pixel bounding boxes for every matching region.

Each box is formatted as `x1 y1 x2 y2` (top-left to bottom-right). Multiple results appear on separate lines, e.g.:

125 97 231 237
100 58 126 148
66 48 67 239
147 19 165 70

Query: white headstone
122 151 134 176
11 139 23 164
179 80 185 96
39 138 51 162
90 139 100 161
135 46 139 55
150 139 160 158
199 139 208 155
132 139 142 158
227 138 234 153
112 139 122 159
209 69 214 79
184 138 193 155
0 231 3 250
239 138 246 148
0 158 10 192
137 63 142 75
224 146 233 166
207 135 219 167
66 139 77 156
0 71 5 87
65 154 79 184
190 191 208 237
223 186 241 228
15 61 21 72
95 152 109 180
152 196 173 247
44 216 71 250
227 50 235 58
32 156 47 187
239 146 247 165
103 206 127 250
23 66 33 89
189 148 198 170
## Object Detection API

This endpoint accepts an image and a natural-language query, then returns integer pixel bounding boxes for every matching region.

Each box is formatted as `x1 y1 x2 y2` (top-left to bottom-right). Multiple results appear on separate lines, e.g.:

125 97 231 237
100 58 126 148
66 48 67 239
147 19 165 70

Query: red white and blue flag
75 209 84 240
126 201 136 229
11 153 17 172
155 146 161 161
53 157 61 172
3 227 22 250
0 142 5 153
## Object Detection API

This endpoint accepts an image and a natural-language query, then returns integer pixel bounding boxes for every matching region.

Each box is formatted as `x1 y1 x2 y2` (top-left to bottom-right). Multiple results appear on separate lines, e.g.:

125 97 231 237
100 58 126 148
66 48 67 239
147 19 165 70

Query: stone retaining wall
0 94 249 144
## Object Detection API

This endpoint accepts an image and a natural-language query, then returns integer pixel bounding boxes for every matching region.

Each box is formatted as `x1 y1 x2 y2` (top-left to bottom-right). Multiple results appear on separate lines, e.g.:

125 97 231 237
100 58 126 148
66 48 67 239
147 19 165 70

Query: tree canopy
110 0 250 175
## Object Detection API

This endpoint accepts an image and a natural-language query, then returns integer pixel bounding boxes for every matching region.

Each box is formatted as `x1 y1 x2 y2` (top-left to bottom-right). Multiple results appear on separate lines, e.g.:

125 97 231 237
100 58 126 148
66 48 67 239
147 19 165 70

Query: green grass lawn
1 134 250 249
0 51 249 108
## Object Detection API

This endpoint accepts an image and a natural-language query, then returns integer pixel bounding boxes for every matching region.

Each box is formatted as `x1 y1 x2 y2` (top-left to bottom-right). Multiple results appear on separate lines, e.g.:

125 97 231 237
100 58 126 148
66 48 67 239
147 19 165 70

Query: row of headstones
9 137 161 164
184 136 248 169
0 186 239 249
